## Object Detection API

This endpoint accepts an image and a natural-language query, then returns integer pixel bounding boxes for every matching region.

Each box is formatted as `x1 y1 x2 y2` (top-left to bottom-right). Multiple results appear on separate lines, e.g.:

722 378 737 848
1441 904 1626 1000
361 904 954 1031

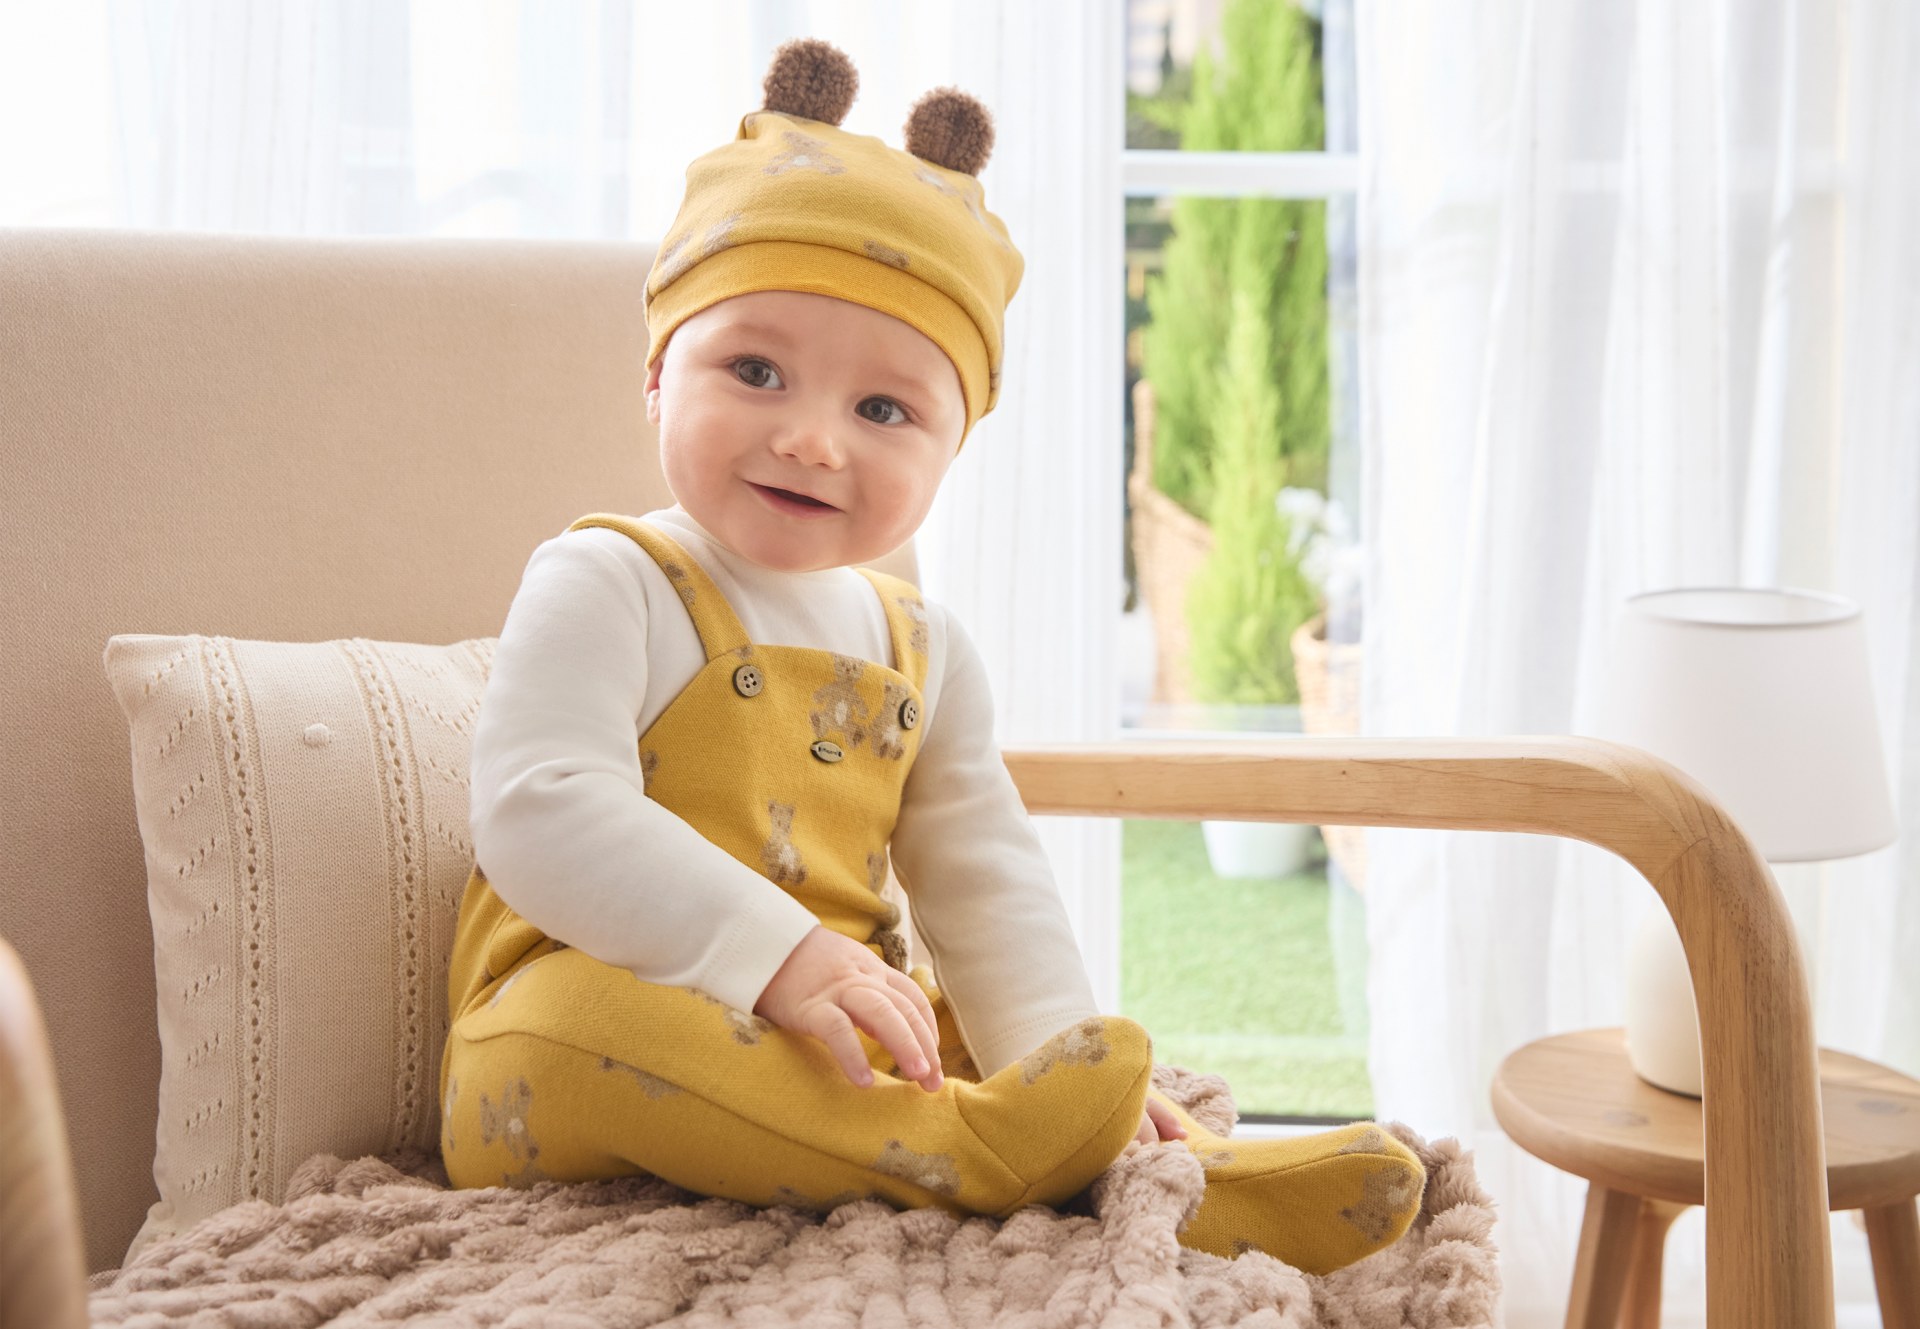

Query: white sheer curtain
44 0 1125 1002
22 0 1917 1315
92 2 975 243
1358 2 1920 1323
915 3 1127 1008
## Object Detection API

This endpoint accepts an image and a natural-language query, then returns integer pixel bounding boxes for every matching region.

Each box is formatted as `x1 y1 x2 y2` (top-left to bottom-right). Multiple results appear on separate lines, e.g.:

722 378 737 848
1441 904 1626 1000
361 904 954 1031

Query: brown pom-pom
761 38 858 127
903 87 995 176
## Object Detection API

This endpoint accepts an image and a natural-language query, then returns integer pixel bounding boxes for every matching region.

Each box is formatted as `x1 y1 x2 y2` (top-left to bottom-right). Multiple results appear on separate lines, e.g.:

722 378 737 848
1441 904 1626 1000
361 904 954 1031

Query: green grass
1120 819 1374 1119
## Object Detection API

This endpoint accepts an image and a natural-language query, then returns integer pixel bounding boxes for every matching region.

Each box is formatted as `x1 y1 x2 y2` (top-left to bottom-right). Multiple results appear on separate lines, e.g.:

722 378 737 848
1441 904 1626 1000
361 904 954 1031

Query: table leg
1865 1199 1920 1329
1618 1199 1687 1329
1566 1184 1642 1329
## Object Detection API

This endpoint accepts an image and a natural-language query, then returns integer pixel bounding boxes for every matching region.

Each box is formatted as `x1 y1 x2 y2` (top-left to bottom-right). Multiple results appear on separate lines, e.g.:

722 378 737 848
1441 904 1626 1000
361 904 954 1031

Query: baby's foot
952 1015 1154 1216
1173 1110 1426 1274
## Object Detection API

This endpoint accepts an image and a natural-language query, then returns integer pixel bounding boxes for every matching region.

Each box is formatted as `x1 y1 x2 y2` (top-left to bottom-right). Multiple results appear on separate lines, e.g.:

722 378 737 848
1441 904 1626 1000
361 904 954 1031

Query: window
1117 0 1368 1122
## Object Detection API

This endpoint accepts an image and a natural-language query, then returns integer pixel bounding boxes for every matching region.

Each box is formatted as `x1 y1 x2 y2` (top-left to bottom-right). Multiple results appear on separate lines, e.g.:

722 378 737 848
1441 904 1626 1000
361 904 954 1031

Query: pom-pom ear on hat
904 88 996 176
761 38 858 126
760 38 996 175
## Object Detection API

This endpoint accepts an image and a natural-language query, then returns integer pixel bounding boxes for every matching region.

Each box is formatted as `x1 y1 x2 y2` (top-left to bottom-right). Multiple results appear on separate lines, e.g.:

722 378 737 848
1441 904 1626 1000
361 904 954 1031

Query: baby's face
647 290 968 573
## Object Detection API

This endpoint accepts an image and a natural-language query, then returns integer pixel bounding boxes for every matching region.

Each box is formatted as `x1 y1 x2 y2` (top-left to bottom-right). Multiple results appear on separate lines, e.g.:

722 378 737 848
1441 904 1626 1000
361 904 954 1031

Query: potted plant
1187 295 1323 878
1130 0 1330 719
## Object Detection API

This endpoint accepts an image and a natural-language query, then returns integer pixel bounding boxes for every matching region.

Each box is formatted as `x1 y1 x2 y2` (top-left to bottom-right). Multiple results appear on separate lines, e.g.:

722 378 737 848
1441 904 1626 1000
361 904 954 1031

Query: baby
438 39 1423 1275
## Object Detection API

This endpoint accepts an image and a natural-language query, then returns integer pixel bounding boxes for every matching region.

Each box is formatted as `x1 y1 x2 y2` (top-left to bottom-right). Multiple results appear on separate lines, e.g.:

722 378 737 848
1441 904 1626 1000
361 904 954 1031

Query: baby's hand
1134 1096 1189 1148
754 925 944 1093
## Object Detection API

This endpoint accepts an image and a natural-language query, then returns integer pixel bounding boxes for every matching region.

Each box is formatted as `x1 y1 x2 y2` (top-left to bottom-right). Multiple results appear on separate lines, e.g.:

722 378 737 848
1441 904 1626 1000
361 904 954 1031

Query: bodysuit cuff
689 886 823 1016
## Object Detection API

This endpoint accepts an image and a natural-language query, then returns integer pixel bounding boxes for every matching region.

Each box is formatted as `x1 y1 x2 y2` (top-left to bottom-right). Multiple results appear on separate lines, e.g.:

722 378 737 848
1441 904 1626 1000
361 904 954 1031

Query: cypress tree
1186 292 1319 705
1141 0 1328 518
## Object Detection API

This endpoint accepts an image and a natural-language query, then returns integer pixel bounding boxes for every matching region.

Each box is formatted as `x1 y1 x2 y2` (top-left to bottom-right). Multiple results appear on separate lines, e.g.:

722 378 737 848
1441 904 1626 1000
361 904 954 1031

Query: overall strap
855 568 931 692
565 514 750 660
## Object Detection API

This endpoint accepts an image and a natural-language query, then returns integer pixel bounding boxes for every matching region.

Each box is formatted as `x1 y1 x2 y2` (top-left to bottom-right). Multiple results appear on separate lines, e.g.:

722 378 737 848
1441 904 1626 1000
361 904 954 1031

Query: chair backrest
0 228 916 1272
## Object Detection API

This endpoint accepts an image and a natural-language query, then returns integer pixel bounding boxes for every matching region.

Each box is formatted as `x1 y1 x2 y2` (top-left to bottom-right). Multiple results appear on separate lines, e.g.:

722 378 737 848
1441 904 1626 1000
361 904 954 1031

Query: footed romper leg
440 948 1152 1220
1148 1087 1426 1274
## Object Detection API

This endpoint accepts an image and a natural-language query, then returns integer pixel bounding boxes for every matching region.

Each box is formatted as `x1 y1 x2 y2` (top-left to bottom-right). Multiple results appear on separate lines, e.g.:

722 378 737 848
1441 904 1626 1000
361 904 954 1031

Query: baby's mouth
753 482 837 511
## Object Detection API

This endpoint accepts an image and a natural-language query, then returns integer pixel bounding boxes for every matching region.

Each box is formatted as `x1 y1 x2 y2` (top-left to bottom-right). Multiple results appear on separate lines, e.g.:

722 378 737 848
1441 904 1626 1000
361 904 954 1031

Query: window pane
1117 182 1363 1119
1122 189 1358 734
1124 0 1356 154
1123 819 1371 1119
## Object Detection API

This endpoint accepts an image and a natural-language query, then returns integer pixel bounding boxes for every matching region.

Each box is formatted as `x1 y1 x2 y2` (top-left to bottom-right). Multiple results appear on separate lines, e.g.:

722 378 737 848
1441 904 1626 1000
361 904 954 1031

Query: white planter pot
1200 819 1318 880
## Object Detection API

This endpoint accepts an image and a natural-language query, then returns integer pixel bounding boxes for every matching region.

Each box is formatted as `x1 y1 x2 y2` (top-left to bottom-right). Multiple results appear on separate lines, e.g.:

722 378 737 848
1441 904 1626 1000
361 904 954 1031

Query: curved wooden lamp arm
0 934 88 1329
1002 735 1831 1329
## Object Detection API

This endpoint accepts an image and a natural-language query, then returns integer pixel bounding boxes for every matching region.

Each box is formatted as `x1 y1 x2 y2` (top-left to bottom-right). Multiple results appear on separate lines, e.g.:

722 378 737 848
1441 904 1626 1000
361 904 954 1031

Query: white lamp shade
1602 588 1897 862
1603 587 1898 1096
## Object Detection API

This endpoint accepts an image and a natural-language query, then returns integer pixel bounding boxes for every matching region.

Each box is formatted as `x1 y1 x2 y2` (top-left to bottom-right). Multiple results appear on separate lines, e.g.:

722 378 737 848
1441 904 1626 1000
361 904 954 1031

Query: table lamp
1600 587 1899 1096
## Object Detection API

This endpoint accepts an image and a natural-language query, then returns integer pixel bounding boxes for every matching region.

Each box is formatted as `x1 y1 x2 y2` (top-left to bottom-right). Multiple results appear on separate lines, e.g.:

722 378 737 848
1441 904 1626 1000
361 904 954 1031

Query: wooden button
899 698 919 729
810 740 844 763
732 664 763 697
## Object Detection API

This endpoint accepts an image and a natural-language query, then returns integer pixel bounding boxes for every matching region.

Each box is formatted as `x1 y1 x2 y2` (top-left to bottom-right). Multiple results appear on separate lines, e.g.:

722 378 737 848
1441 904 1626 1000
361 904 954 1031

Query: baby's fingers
843 985 936 1089
1145 1095 1188 1141
802 1003 876 1087
882 971 943 1091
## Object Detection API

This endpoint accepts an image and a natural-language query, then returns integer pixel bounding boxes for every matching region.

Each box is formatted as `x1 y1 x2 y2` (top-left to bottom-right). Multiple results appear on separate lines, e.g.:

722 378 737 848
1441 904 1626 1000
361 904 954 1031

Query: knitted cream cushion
103 633 495 1259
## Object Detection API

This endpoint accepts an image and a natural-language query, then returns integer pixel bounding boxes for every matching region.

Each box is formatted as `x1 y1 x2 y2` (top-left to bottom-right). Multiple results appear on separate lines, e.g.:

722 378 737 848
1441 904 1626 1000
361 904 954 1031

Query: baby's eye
858 396 907 426
734 357 782 389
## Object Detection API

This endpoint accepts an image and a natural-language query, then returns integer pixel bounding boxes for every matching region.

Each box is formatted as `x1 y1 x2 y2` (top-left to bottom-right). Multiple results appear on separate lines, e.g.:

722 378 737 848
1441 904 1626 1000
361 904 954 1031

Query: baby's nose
777 421 846 467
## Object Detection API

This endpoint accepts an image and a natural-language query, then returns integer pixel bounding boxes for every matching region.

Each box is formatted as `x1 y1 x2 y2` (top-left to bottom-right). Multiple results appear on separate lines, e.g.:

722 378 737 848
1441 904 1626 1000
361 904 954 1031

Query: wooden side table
1492 1028 1920 1329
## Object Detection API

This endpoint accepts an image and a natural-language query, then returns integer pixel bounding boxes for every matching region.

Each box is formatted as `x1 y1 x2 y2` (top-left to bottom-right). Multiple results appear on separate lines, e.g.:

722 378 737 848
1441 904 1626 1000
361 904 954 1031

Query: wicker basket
1290 612 1369 893
1127 380 1214 705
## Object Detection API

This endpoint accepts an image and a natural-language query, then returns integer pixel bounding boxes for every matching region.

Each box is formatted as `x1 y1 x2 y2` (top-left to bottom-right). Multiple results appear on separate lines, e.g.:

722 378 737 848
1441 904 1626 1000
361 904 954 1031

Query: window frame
1115 39 1363 743
1111 11 1371 1127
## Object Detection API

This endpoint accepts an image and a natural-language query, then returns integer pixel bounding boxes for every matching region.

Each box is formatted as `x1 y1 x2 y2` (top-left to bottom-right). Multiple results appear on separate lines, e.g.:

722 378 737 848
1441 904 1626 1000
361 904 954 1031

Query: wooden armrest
0 934 88 1329
1003 735 1831 1329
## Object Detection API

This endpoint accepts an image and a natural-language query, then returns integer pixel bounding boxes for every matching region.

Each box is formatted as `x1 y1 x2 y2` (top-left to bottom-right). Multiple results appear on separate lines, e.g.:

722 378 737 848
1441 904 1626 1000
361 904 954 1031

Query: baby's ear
645 359 664 424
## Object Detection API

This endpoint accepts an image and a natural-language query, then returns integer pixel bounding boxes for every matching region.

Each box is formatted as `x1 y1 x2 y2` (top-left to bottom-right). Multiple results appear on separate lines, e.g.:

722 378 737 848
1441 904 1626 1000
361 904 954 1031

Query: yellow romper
439 514 1155 1220
438 514 1427 1272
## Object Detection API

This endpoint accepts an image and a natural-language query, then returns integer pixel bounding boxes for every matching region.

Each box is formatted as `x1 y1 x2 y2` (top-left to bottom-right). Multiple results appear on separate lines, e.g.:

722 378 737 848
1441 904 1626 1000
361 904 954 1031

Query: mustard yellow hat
644 40 1025 439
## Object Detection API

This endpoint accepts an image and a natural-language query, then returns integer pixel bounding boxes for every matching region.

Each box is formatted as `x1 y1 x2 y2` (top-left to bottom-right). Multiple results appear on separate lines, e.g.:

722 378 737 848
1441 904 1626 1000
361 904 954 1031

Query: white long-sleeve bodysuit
468 506 1102 1078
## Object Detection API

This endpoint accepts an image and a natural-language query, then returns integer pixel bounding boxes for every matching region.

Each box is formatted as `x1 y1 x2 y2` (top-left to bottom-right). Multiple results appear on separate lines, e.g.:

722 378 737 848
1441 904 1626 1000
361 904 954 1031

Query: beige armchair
0 228 1832 1326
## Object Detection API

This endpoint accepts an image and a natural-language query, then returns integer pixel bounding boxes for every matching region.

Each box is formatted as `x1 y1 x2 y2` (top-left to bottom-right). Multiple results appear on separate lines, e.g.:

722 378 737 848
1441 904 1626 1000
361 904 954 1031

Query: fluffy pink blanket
90 1068 1498 1326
